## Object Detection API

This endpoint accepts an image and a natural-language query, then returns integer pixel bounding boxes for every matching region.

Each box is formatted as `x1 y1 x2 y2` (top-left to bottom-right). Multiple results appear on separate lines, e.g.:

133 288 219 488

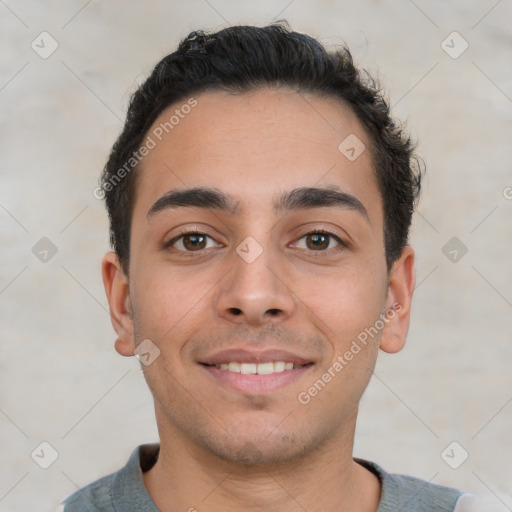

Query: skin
102 88 415 512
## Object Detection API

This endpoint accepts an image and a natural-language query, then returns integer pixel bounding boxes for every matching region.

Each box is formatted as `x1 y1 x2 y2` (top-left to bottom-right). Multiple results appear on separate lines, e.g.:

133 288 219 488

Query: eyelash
164 229 347 256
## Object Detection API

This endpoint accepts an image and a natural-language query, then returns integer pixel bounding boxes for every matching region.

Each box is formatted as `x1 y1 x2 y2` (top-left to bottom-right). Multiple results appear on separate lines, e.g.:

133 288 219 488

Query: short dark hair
100 22 422 275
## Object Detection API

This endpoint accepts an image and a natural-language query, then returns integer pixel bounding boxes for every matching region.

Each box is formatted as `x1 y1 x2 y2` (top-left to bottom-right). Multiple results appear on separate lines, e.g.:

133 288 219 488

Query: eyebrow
147 185 369 222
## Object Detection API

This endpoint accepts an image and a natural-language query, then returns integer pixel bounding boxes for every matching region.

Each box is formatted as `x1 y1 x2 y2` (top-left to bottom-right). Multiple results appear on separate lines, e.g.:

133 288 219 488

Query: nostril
228 308 281 316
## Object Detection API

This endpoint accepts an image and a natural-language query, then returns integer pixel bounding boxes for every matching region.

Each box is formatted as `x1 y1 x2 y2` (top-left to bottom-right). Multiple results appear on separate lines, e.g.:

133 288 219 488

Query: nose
214 240 296 326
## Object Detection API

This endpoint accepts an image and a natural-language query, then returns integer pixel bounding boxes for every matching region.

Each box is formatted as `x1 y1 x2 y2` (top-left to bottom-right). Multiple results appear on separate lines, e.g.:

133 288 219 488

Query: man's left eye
293 231 344 251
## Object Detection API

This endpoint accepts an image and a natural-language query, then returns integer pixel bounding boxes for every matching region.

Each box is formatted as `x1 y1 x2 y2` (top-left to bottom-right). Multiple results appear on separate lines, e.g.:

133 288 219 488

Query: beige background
1 1 511 510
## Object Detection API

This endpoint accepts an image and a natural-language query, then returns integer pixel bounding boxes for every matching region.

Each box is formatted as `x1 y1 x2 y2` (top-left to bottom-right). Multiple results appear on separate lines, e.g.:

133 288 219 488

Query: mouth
198 350 315 393
202 361 312 374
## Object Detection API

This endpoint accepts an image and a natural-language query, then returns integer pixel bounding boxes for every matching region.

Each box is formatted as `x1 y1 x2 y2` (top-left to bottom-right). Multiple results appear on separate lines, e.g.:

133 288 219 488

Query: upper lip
200 349 314 366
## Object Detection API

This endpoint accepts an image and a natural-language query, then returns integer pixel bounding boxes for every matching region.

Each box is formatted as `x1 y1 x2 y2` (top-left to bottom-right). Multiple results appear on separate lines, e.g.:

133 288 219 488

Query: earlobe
101 251 136 357
379 245 416 354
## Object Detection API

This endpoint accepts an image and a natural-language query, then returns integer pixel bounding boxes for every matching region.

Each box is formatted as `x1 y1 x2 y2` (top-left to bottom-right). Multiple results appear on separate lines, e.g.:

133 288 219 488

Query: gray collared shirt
62 443 465 511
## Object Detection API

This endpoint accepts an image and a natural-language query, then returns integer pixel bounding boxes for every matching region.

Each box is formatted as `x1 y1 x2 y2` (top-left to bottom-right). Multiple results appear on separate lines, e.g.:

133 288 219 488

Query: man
63 22 490 512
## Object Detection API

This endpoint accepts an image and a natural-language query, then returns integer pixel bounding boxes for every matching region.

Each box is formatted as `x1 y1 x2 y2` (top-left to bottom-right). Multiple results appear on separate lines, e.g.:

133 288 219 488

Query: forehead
132 88 381 224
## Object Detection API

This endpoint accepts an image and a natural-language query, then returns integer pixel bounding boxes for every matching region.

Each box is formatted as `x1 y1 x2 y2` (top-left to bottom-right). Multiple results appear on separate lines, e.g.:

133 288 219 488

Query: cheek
297 267 386 347
130 264 216 343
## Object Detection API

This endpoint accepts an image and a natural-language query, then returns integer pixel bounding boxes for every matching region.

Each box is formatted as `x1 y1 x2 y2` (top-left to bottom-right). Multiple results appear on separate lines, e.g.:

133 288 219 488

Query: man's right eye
165 231 221 252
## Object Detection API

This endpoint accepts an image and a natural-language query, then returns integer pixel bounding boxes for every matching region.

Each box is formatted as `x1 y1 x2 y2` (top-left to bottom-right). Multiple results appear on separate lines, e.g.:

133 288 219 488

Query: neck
143 409 381 512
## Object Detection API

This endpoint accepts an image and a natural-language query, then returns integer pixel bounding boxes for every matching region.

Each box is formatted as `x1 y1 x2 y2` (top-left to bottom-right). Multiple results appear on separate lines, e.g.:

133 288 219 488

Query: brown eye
294 231 344 252
182 233 207 251
306 233 330 250
167 232 219 252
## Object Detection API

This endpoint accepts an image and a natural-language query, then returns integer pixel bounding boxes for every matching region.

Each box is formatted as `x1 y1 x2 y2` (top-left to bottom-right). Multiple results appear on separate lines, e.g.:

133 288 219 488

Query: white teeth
274 361 286 372
213 361 304 374
228 362 240 372
240 363 257 374
256 362 275 375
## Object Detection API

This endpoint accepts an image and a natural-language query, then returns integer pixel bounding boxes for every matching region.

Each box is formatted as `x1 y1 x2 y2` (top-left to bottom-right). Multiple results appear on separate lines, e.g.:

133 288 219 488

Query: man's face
104 88 414 464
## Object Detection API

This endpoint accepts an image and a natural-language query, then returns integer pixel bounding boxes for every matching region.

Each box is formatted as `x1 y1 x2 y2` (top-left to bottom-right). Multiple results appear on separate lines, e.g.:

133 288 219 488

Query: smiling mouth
202 361 313 375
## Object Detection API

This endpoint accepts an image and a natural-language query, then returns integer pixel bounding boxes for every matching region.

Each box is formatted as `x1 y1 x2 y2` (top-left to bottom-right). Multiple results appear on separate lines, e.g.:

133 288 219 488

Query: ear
101 251 135 357
379 245 416 354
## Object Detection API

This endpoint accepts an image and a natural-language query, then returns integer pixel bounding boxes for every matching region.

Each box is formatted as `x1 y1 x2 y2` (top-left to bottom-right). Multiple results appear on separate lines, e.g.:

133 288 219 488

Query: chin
209 440 304 467
199 422 332 468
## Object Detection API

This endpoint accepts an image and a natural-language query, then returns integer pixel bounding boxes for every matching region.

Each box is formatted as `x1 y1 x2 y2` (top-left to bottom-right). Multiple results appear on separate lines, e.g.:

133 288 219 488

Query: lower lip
201 364 313 393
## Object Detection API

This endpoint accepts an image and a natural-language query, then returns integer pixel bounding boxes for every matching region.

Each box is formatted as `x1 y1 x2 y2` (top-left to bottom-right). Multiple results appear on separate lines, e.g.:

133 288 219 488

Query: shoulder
59 444 159 512
358 459 512 512
357 459 462 511
61 472 116 511
383 472 462 511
